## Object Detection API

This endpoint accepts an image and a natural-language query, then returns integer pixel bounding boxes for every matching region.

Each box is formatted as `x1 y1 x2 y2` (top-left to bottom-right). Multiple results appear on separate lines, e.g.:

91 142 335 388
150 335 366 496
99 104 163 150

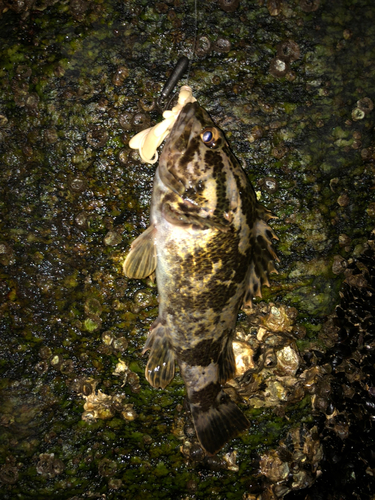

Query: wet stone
104 231 122 246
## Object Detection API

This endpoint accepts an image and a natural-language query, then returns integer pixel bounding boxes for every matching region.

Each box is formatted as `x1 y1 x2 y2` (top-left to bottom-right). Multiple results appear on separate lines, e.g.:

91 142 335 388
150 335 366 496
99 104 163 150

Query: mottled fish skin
124 101 278 454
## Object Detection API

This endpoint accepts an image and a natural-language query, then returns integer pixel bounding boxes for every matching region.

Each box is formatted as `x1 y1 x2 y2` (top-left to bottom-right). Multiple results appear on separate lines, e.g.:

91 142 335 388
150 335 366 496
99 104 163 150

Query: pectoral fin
123 225 157 279
243 208 279 307
143 321 175 389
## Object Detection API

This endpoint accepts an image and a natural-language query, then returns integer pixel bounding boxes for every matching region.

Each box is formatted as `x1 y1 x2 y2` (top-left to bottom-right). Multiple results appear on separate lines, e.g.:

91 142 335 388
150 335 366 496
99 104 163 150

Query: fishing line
157 0 198 110
186 0 198 84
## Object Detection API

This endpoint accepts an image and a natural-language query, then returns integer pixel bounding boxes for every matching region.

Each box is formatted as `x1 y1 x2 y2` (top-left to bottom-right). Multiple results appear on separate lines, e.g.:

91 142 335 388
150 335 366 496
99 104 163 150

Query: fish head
158 101 231 207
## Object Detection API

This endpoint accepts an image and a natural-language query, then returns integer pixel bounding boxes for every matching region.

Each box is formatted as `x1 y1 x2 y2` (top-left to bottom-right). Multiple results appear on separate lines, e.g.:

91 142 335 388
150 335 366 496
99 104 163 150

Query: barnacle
44 128 58 144
357 97 373 114
155 2 168 14
277 40 301 63
300 0 320 12
86 126 109 148
118 111 133 130
102 331 114 345
272 144 288 158
195 35 211 57
25 93 39 111
15 64 32 80
269 57 290 77
213 37 232 53
0 464 19 484
352 107 365 121
140 97 156 112
267 0 281 16
69 177 86 192
264 177 278 193
219 0 240 13
132 112 151 130
113 336 129 351
98 458 118 477
128 86 196 163
122 403 137 420
0 114 8 127
36 453 64 478
112 66 129 86
169 29 183 45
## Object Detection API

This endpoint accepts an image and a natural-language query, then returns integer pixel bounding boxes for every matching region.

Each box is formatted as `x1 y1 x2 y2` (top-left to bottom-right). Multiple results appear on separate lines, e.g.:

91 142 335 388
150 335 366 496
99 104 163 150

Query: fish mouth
164 101 202 153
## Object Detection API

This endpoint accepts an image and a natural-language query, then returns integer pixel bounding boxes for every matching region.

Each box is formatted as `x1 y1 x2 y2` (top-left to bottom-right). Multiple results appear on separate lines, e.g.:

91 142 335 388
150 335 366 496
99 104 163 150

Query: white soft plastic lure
129 86 196 164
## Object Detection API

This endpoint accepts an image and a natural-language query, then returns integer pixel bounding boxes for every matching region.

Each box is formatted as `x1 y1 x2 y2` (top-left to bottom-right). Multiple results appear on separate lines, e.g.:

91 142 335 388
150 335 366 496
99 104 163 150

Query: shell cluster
72 376 138 422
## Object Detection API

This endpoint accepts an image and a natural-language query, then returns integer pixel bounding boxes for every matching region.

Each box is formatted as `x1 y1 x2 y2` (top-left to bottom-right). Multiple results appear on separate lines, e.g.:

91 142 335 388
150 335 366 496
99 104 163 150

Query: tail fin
189 387 249 455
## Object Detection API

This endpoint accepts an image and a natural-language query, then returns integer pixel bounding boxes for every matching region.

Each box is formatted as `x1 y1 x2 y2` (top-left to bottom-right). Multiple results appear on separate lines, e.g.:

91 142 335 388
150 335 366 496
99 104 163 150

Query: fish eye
200 127 221 148
202 129 213 142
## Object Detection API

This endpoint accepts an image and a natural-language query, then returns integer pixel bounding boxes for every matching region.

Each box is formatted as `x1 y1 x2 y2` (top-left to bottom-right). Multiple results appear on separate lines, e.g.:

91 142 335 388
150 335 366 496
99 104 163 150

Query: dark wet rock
0 0 375 498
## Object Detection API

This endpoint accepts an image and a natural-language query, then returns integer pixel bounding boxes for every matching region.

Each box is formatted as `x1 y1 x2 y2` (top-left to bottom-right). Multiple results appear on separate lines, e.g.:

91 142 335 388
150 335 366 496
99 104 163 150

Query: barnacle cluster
352 97 373 121
242 229 375 497
72 365 140 423
225 304 307 410
36 453 64 479
270 40 301 79
259 425 323 497
308 230 375 497
80 384 137 422
112 358 141 392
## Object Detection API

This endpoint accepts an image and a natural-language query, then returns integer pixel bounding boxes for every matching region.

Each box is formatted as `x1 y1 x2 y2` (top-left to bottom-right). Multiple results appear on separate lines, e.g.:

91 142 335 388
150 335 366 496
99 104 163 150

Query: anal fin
218 336 236 384
123 225 157 279
143 321 175 389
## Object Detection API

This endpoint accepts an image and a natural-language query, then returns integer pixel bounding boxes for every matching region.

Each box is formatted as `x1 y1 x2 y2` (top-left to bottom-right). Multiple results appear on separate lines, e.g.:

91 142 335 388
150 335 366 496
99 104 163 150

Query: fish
123 99 278 454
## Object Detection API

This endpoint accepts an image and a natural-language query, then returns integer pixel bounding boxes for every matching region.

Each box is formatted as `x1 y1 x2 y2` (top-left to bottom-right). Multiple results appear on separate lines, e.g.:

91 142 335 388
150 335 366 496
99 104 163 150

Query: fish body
124 101 278 454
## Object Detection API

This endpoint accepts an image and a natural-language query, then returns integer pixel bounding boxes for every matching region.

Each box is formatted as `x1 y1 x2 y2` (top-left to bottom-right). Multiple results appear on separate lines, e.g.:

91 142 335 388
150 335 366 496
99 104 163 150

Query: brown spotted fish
124 100 278 454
